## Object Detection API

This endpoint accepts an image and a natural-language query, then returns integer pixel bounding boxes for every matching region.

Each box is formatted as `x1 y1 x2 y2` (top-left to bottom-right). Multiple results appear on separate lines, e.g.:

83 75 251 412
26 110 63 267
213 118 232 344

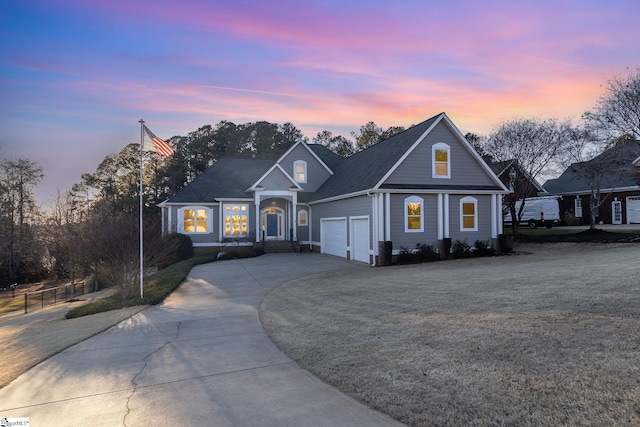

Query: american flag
142 125 174 157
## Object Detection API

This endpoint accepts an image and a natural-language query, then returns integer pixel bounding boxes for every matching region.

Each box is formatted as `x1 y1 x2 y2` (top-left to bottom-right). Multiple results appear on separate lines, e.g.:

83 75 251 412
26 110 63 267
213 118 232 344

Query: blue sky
1 0 639 203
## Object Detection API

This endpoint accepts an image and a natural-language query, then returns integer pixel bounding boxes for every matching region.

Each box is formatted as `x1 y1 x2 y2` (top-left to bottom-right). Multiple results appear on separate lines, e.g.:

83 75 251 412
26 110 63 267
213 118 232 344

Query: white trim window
432 143 451 179
575 197 583 218
405 196 424 232
223 203 249 237
180 206 212 234
294 160 307 183
460 196 478 231
298 209 308 226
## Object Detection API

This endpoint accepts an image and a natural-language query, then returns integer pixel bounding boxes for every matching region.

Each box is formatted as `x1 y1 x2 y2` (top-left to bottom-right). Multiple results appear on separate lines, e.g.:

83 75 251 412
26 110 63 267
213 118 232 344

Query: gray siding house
159 113 509 264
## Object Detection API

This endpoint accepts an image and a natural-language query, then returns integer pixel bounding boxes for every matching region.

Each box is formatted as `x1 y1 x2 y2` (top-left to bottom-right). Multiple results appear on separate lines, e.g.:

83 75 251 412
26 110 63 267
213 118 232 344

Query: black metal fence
0 282 86 314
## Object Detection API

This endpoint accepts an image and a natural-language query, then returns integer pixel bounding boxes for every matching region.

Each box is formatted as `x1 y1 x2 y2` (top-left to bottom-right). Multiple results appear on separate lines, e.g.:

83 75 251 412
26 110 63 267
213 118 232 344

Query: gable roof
310 115 442 201
249 163 302 191
307 144 345 171
544 138 640 194
164 157 273 203
489 159 547 193
311 113 507 201
276 140 338 175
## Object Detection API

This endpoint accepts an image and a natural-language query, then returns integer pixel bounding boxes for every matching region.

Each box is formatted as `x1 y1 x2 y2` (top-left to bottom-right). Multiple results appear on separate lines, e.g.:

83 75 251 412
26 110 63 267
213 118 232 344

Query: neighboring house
544 138 640 225
488 159 546 197
159 113 509 265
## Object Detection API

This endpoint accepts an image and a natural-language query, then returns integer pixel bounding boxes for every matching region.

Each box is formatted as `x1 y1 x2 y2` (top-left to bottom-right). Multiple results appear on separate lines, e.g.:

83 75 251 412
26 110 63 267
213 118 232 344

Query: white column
254 194 261 242
437 193 443 240
293 193 298 241
443 194 450 238
497 195 504 234
385 193 391 241
491 194 498 238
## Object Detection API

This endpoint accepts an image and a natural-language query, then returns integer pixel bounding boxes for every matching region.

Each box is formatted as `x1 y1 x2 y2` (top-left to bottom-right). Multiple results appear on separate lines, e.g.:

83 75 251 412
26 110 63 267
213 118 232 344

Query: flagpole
139 119 145 299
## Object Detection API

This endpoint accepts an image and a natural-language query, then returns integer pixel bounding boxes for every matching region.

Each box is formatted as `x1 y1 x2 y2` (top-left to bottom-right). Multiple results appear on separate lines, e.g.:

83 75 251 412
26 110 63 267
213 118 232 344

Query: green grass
0 296 27 314
65 253 217 319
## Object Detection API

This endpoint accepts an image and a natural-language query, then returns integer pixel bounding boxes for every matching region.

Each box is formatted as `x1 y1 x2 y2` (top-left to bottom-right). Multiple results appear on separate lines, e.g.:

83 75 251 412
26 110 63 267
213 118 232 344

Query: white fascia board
370 188 510 195
373 114 443 189
308 190 372 205
277 140 335 175
160 201 219 206
441 114 510 193
247 164 302 191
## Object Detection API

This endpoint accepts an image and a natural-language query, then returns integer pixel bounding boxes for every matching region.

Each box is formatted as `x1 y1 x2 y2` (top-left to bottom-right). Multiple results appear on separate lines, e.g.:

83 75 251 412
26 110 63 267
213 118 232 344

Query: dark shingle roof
306 144 345 171
311 114 442 201
165 157 273 203
544 139 640 194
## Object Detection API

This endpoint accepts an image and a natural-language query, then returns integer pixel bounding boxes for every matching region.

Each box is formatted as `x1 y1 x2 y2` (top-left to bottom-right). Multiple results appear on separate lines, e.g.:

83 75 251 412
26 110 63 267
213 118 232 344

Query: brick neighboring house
159 112 509 264
544 138 640 225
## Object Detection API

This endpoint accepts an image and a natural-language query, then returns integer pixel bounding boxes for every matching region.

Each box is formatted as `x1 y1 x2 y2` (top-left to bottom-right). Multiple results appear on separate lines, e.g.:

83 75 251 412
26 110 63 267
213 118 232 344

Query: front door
262 207 284 240
612 201 622 225
266 214 279 238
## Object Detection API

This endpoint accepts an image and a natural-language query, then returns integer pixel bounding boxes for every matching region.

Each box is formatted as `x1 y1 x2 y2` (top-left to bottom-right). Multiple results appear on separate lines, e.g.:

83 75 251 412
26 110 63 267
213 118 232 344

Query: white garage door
321 218 347 258
628 196 640 223
350 217 370 263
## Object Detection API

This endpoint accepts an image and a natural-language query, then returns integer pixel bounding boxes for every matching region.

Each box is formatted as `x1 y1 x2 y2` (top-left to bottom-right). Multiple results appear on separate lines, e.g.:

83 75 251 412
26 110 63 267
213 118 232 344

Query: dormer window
294 160 307 183
432 143 450 179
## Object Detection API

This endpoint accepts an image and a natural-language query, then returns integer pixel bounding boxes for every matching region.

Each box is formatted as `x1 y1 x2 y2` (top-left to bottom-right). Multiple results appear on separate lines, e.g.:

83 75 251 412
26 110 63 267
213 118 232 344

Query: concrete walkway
0 254 404 426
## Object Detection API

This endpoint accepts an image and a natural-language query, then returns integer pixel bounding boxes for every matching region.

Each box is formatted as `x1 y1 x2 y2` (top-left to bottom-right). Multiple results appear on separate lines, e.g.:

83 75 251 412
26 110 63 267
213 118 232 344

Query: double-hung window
181 207 211 233
298 209 308 226
224 204 248 237
405 196 424 232
460 197 478 231
432 143 451 178
294 160 307 183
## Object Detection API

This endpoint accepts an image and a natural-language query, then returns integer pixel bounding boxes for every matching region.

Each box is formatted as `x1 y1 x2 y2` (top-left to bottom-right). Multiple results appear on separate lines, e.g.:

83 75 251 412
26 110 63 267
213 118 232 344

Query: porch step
262 240 300 253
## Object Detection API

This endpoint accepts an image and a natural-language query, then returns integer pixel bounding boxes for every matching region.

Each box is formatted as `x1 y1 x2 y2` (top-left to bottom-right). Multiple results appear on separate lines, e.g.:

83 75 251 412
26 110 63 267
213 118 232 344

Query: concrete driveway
0 254 404 426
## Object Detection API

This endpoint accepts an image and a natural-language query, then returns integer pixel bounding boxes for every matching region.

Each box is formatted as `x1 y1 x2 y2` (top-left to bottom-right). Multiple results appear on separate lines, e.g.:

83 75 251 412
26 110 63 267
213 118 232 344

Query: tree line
1 68 638 291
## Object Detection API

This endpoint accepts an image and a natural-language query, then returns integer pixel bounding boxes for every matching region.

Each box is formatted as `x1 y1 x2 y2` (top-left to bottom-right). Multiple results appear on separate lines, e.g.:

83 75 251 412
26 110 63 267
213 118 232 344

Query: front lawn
261 242 640 426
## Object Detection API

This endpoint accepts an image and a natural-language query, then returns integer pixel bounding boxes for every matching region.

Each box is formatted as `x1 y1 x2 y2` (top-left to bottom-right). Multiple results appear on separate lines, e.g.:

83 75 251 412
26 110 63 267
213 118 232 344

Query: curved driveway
0 253 404 426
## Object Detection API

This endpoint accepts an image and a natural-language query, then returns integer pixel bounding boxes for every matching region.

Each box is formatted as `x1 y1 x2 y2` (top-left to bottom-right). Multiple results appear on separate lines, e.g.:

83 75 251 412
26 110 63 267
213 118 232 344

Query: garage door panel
628 197 640 224
351 218 370 263
321 219 346 258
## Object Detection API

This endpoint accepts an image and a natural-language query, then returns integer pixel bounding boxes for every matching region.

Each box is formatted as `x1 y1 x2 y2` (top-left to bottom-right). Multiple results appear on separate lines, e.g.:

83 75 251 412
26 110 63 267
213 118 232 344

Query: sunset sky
1 0 639 203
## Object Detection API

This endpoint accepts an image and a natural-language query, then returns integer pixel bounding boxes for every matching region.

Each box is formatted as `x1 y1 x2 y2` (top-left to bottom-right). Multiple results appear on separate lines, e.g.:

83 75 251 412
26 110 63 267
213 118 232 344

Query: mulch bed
516 229 640 243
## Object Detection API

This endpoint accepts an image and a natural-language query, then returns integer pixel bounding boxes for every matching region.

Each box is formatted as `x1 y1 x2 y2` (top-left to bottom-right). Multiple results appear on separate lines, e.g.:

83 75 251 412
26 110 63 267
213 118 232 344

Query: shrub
473 240 495 257
397 246 415 264
416 243 439 262
451 239 471 259
157 233 194 268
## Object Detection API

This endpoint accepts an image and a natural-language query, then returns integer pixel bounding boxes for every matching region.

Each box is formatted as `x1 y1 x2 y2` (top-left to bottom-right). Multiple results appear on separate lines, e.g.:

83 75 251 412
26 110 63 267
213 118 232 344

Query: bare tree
0 158 44 285
583 67 640 140
485 118 572 234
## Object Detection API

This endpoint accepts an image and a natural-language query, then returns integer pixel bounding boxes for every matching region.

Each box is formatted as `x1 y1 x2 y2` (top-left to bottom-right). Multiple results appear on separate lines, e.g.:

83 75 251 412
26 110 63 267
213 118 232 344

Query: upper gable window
404 196 424 232
432 143 450 179
294 160 307 183
460 196 478 231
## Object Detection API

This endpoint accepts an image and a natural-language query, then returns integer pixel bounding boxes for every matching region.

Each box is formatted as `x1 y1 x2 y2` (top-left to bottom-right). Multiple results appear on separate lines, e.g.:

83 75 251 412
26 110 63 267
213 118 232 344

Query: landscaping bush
451 239 472 258
416 243 439 262
473 240 495 257
157 233 194 268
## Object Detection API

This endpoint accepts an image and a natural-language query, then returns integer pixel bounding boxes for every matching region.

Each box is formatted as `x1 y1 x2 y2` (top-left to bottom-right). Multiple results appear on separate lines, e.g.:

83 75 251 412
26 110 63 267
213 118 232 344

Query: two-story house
159 112 509 264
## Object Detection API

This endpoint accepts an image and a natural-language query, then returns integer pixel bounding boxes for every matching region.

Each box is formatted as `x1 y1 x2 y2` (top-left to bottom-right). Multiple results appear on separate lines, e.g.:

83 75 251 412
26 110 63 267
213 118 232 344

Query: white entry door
320 218 347 258
612 201 622 225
